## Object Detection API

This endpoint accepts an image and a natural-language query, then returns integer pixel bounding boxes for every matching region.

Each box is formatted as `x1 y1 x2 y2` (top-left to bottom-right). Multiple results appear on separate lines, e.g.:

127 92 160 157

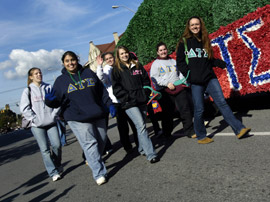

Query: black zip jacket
111 62 151 109
176 37 226 85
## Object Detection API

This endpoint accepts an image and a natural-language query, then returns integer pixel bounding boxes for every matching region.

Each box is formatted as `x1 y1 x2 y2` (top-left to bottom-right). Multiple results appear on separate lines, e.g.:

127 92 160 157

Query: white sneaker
96 176 106 185
52 174 61 182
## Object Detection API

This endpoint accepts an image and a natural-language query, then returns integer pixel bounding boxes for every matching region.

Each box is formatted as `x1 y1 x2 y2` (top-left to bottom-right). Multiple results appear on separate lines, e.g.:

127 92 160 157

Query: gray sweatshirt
150 58 184 91
20 82 59 128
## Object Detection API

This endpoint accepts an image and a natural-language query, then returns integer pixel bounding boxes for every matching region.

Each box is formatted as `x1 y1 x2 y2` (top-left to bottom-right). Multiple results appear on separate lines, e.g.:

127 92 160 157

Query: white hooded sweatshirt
20 82 59 128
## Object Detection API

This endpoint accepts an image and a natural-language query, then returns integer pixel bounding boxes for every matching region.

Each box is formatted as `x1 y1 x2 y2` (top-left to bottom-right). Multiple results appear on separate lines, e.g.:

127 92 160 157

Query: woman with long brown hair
176 16 251 144
111 46 159 163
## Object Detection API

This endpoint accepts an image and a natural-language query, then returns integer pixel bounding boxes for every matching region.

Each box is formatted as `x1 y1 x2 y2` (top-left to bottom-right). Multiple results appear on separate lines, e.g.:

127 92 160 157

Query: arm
211 58 227 69
111 69 129 103
176 42 189 77
96 55 105 82
20 88 36 121
96 56 113 87
45 79 62 108
95 73 113 108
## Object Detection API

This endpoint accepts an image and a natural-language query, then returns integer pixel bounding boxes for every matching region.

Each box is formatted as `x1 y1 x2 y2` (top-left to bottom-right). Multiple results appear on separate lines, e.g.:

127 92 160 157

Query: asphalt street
1 94 270 202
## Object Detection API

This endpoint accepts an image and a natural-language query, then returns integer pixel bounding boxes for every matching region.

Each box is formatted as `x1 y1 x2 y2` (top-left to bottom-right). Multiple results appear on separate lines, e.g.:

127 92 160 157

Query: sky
0 0 143 114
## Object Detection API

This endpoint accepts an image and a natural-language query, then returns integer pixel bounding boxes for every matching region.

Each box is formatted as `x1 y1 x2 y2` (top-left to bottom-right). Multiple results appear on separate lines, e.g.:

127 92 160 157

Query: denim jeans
57 120 66 146
191 78 245 140
68 119 107 180
31 125 61 177
125 105 157 161
116 104 138 151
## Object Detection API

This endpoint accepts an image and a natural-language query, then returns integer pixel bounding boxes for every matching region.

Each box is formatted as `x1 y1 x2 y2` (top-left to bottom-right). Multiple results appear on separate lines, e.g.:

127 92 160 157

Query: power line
0 79 54 95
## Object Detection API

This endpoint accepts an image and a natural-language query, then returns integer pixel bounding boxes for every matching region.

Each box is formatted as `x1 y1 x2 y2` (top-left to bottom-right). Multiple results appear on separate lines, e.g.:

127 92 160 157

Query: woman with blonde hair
20 67 62 181
176 16 251 144
111 46 159 163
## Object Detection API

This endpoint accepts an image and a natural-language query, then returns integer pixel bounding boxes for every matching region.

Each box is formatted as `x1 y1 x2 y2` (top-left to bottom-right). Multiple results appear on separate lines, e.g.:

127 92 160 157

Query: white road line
207 132 270 136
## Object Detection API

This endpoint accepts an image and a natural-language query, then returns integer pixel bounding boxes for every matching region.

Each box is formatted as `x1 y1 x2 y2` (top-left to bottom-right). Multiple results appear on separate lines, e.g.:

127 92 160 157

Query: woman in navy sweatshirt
45 51 115 185
176 16 251 144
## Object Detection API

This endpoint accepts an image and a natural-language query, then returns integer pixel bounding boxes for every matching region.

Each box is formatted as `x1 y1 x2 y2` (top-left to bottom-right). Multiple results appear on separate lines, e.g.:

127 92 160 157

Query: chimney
113 32 119 45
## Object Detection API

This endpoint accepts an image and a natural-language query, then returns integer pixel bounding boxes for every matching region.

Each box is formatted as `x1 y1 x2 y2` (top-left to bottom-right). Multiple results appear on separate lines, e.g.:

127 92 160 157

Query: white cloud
32 0 89 21
1 49 65 79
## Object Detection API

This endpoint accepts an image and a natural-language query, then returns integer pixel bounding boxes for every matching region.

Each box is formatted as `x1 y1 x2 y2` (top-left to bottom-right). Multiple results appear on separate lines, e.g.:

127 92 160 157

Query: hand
45 88 56 101
109 105 116 118
167 83 175 90
96 55 103 65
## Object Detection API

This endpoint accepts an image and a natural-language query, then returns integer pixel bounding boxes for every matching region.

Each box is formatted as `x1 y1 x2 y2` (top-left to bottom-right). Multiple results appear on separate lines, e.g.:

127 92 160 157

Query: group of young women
20 16 251 186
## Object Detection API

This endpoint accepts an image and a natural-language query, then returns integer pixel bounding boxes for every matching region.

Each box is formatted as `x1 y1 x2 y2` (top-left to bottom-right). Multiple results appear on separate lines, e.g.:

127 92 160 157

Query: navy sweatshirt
176 37 226 85
45 65 112 122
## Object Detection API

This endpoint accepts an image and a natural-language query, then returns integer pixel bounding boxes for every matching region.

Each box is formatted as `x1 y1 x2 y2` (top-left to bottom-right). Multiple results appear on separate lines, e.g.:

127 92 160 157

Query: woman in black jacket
111 46 158 163
176 16 251 144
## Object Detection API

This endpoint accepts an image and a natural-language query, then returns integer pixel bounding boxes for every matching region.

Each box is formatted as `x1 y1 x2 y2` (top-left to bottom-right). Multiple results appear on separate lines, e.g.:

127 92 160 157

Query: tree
117 0 269 65
0 110 17 132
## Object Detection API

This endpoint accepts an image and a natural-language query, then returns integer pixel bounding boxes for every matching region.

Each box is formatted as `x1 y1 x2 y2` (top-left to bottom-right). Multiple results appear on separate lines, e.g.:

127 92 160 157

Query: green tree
117 0 269 65
0 110 17 131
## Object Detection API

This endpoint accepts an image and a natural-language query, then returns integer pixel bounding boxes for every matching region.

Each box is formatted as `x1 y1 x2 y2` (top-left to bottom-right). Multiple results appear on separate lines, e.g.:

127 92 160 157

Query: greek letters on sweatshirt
45 65 112 122
150 58 184 91
20 82 58 127
111 62 150 109
176 37 226 85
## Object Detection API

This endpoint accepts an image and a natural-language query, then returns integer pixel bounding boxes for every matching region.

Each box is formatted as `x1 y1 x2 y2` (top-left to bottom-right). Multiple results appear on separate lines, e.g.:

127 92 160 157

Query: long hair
114 46 138 72
27 67 41 86
176 16 213 59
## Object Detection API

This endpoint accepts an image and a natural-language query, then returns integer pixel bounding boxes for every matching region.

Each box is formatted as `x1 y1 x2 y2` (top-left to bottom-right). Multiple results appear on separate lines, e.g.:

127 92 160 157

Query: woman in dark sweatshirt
176 16 251 144
111 46 158 163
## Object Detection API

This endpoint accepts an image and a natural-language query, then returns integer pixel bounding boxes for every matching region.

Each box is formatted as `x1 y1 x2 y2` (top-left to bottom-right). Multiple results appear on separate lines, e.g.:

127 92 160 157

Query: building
84 32 122 72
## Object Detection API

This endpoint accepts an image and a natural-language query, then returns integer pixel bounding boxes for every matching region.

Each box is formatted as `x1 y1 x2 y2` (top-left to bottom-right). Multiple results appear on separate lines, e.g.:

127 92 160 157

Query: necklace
68 71 82 85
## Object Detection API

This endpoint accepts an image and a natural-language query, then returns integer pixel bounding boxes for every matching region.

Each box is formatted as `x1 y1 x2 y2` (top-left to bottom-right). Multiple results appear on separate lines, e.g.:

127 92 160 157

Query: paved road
1 94 270 202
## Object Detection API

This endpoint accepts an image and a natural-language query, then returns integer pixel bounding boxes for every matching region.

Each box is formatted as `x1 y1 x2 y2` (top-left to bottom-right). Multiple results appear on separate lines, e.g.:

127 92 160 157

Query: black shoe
150 157 159 164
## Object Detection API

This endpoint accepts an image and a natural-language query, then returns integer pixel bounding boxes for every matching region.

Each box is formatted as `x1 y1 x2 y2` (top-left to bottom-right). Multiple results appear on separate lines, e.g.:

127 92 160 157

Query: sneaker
96 176 107 186
197 137 214 144
52 174 61 182
150 157 160 164
106 149 113 155
237 128 251 139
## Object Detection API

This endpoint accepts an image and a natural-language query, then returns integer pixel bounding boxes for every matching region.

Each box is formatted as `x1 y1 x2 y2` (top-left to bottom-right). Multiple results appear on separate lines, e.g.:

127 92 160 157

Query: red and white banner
144 5 270 112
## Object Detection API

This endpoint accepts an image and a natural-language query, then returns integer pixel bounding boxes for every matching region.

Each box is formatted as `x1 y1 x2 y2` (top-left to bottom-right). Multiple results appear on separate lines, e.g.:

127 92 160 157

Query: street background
1 94 270 202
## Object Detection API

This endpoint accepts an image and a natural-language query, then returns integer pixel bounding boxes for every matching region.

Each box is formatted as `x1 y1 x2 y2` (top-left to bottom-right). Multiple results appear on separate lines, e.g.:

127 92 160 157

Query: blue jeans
68 119 107 180
57 120 66 146
191 78 245 140
31 125 61 177
125 105 157 161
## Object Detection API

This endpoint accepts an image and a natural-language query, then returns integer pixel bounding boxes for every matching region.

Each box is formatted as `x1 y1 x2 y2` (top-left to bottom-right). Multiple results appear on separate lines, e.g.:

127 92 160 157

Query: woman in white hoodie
20 67 62 182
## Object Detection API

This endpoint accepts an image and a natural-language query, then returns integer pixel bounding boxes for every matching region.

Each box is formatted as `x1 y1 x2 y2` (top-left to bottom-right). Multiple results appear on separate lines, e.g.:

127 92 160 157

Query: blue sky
0 0 143 114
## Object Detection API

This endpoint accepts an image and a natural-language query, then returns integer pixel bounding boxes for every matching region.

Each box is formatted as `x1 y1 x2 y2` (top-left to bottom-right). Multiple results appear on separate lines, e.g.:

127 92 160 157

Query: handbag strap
183 38 189 64
28 86 32 108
